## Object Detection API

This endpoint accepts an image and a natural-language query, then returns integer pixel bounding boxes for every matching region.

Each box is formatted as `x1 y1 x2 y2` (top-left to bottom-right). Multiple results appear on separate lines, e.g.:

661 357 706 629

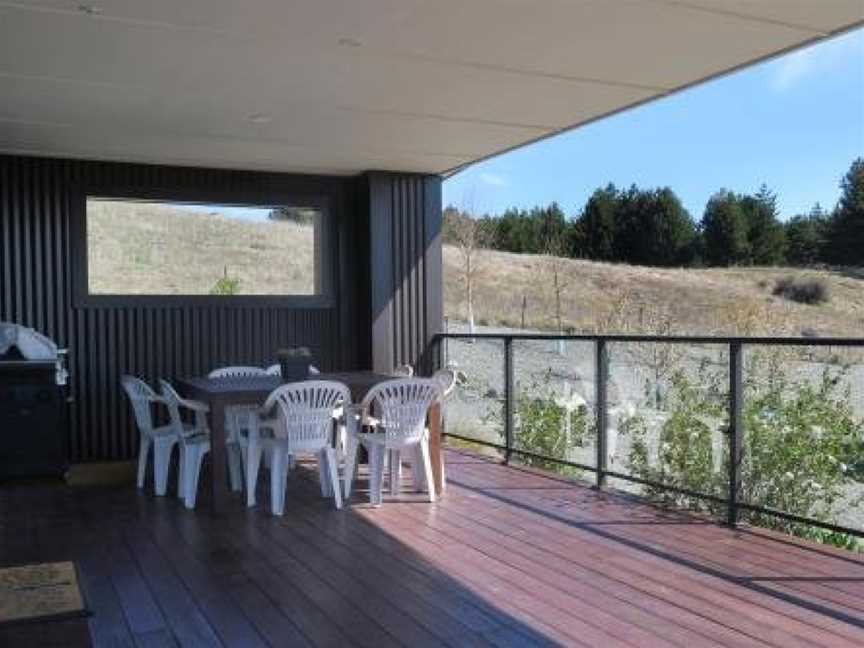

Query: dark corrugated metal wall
366 172 443 374
0 155 351 463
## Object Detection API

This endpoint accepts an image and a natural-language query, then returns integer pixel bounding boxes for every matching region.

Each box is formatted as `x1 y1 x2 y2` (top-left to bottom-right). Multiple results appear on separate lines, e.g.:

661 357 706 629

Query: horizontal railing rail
433 332 864 540
438 332 864 346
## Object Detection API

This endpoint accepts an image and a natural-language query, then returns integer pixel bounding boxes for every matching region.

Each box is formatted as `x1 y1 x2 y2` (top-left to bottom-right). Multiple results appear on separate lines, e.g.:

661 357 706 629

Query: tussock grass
88 200 315 295
444 247 864 337
87 203 863 337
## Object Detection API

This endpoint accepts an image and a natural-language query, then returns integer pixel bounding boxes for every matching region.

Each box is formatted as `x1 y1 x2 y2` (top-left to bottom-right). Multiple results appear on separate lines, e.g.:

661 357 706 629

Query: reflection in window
86 198 324 296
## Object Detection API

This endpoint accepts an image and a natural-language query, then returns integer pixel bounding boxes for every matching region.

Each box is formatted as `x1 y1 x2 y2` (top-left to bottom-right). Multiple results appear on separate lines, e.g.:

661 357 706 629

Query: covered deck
4 449 863 647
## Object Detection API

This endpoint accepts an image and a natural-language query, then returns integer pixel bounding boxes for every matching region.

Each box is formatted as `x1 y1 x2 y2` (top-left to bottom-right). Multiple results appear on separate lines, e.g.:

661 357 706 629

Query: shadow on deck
2 448 863 647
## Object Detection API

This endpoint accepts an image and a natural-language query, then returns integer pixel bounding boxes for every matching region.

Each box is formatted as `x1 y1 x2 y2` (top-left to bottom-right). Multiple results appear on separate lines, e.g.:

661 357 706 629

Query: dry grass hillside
444 246 864 337
87 203 862 337
88 200 315 295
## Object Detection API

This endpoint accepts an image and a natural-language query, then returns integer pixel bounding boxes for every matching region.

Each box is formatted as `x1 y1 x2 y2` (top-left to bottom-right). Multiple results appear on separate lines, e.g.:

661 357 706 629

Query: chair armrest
179 397 210 414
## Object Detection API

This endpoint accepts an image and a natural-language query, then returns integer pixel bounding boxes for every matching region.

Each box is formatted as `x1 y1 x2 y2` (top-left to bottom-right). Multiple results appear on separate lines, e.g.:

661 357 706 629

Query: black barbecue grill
0 323 69 478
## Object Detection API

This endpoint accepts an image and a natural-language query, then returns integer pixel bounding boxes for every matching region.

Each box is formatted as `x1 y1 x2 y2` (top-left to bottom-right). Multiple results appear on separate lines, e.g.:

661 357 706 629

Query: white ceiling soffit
0 1 861 177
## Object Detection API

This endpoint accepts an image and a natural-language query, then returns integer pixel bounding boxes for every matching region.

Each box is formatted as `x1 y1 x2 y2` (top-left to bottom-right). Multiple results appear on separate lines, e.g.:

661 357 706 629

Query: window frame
71 183 337 309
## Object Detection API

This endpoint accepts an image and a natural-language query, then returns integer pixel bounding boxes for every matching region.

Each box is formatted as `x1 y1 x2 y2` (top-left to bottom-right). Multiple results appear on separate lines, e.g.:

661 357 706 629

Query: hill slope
87 200 315 295
443 247 864 337
87 202 863 337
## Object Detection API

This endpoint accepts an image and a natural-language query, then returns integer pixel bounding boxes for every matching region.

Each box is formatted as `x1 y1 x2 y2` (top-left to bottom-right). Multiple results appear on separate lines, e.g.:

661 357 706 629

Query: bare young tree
446 206 495 335
543 232 569 353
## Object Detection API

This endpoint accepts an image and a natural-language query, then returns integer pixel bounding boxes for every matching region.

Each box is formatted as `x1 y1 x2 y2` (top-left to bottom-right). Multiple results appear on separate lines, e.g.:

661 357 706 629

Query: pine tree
785 203 828 266
701 190 750 266
742 184 786 265
826 158 864 265
578 184 619 261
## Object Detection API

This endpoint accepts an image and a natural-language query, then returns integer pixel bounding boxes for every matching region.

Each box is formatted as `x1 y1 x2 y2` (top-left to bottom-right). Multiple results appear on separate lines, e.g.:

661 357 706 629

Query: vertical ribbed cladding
365 172 442 374
0 154 344 463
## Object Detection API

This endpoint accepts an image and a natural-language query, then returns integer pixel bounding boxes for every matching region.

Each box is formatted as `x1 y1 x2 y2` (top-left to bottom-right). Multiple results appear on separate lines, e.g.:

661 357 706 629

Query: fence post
504 337 514 465
595 339 608 489
727 341 744 527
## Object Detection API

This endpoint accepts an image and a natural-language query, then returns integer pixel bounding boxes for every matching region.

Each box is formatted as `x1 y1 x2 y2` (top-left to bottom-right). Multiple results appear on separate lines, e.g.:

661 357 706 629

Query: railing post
595 339 608 489
727 341 744 527
504 337 514 465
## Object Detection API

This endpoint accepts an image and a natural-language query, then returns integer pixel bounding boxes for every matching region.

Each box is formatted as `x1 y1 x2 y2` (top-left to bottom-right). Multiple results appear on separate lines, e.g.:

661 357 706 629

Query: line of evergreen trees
444 158 863 268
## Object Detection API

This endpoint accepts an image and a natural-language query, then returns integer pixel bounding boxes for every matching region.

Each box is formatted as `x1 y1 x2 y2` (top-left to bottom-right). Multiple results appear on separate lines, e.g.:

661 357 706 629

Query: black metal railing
434 332 864 539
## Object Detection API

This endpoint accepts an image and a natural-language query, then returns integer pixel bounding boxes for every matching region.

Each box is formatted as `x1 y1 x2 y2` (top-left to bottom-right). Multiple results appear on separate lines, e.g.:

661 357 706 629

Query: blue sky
444 28 864 222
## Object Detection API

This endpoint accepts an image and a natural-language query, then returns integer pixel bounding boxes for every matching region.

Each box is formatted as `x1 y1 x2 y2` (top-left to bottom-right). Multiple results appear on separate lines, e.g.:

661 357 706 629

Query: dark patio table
177 371 444 514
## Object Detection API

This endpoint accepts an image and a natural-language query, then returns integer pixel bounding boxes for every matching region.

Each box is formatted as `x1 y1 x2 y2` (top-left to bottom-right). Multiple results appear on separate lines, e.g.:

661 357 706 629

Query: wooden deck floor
2 448 864 647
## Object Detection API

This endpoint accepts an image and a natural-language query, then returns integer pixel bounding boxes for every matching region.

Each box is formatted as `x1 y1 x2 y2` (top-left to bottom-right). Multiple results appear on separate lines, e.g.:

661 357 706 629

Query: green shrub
210 266 241 295
620 352 864 549
513 371 590 478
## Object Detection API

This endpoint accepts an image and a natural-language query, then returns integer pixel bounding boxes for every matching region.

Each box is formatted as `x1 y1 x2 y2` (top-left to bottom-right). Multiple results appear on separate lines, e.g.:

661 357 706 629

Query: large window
84 198 327 297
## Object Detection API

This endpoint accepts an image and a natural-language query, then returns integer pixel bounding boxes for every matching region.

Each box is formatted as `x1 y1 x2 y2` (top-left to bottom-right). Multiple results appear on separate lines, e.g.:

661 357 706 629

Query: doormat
0 562 87 625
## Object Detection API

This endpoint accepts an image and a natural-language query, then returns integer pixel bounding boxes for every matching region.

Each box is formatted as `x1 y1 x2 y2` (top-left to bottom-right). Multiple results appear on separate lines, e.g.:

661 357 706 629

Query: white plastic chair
394 369 458 492
121 376 177 497
378 360 416 481
269 364 344 458
159 380 212 509
391 364 414 377
432 368 458 399
345 378 440 505
251 381 349 515
208 366 268 492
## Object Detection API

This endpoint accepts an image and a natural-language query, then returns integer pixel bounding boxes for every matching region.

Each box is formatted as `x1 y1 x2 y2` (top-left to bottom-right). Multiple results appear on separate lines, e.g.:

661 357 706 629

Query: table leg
209 401 230 515
428 402 445 495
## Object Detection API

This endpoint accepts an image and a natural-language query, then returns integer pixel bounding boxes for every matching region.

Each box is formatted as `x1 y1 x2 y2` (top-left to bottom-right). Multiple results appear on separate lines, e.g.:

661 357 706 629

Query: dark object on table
0 323 69 479
277 347 315 382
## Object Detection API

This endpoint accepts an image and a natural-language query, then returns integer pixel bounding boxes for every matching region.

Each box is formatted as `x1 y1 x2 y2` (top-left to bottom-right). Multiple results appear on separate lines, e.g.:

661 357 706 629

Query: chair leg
343 437 360 499
411 444 427 493
226 443 243 493
369 445 385 506
153 437 174 497
270 449 288 516
137 437 151 489
184 446 206 509
389 450 401 496
318 448 332 498
337 424 347 463
176 444 187 498
324 447 343 509
245 442 263 508
420 440 436 503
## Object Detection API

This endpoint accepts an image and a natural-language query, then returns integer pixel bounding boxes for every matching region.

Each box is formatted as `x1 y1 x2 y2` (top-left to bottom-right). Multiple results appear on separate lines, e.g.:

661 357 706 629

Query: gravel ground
441 321 864 531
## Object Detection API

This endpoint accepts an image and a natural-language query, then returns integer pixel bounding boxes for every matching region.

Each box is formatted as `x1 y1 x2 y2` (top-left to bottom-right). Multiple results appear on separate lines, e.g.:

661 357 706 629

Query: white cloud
770 48 815 92
769 29 863 93
480 172 507 187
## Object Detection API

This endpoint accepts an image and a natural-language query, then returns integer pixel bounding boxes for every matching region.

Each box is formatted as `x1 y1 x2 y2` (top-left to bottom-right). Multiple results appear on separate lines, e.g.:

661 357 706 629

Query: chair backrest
209 365 267 378
361 378 440 446
391 364 414 377
431 369 457 400
158 379 194 439
263 380 350 453
121 375 161 436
